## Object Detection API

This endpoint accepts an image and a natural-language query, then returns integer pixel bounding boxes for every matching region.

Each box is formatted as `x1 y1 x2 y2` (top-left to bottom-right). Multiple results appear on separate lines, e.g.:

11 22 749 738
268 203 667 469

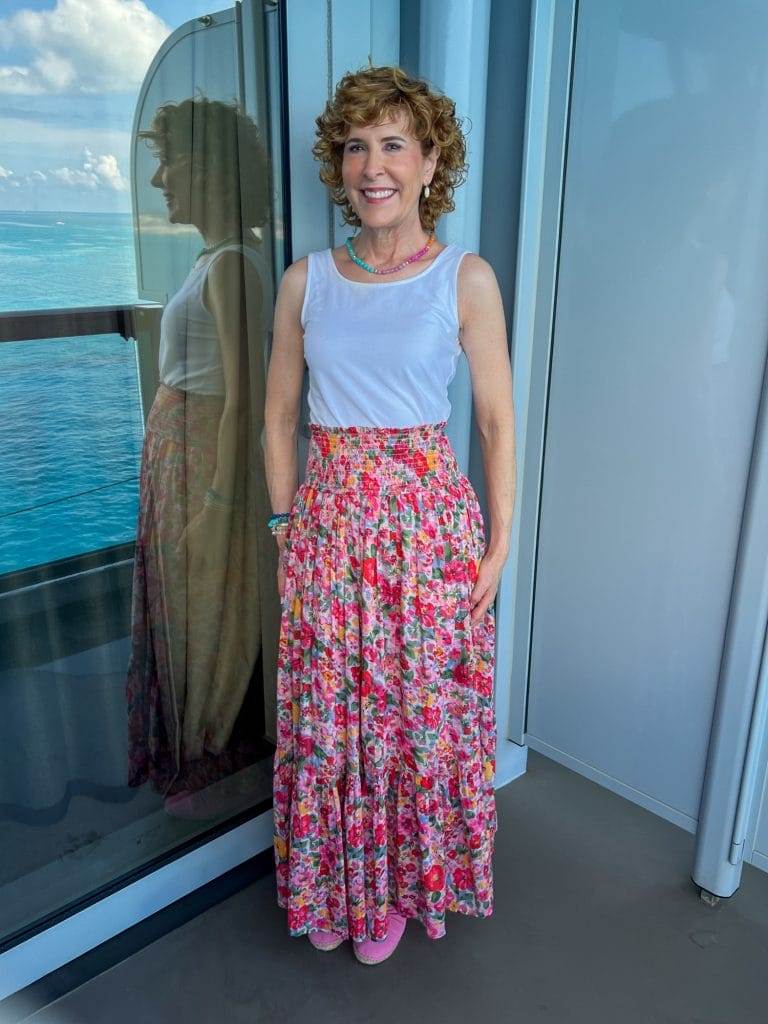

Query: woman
126 96 272 817
265 65 515 964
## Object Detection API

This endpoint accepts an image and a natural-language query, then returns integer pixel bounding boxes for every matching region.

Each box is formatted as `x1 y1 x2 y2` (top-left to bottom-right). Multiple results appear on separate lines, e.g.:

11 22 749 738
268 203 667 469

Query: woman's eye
347 143 401 152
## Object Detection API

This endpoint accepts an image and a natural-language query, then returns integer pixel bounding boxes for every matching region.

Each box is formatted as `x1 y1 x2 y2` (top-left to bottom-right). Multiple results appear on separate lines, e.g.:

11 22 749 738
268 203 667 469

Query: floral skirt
126 383 262 797
272 420 497 942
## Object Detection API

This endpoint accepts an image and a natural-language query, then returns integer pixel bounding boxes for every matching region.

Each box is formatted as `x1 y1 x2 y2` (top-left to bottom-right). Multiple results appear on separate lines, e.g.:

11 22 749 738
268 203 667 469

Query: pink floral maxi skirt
272 421 498 942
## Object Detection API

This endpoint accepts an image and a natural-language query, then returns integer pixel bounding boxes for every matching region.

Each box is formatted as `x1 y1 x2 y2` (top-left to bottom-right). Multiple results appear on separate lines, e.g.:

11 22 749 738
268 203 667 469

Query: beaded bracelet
268 512 291 536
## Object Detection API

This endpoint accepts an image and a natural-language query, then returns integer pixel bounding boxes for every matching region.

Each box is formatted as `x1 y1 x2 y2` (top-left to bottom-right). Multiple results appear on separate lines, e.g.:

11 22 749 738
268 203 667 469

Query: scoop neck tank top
159 242 272 396
300 242 470 427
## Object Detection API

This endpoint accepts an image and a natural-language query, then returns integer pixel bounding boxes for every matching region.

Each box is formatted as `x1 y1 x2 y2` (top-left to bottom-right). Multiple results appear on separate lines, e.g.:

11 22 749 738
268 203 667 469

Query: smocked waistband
304 421 464 494
309 420 447 451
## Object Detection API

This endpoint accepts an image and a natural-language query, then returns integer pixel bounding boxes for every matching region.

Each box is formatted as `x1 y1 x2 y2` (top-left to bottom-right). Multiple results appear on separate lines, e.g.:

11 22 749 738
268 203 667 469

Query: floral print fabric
126 383 261 796
273 420 497 942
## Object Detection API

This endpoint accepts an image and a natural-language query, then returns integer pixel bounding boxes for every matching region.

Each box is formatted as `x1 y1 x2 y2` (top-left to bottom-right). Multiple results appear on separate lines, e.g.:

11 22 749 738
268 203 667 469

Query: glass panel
0 334 143 573
0 0 285 948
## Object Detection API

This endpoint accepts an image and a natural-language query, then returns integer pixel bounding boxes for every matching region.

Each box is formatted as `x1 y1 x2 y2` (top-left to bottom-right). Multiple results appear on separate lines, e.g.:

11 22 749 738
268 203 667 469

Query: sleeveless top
300 243 469 427
159 242 272 396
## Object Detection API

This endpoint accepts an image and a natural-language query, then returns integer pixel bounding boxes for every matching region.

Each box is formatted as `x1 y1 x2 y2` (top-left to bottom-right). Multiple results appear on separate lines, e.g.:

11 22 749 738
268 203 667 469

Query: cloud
0 165 50 188
0 0 170 95
50 147 127 191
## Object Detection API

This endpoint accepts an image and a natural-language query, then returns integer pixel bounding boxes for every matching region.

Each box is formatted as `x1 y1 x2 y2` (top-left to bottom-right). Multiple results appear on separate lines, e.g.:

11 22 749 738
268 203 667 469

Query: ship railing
0 304 163 669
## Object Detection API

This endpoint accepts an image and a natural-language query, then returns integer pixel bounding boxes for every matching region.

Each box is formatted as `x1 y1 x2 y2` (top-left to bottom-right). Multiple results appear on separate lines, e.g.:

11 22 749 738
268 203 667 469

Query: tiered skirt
272 420 497 942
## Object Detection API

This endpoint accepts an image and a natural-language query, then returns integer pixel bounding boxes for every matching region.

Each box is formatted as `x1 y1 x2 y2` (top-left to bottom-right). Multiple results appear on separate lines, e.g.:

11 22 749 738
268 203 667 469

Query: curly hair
137 91 270 229
312 65 469 233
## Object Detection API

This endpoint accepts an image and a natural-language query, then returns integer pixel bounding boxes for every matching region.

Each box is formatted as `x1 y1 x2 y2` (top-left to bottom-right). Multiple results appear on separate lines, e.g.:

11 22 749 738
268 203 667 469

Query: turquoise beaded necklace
344 233 436 275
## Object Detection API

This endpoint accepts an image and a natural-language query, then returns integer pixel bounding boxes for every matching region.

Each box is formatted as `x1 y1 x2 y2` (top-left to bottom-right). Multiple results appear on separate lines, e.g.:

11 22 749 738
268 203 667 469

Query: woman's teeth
363 189 396 200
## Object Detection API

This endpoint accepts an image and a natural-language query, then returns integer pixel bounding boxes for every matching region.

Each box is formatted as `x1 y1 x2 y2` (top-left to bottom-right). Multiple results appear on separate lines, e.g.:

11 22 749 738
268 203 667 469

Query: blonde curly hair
312 65 469 233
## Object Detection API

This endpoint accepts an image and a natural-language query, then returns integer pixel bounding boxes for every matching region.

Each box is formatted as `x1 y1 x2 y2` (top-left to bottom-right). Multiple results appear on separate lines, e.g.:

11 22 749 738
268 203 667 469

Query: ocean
0 211 144 574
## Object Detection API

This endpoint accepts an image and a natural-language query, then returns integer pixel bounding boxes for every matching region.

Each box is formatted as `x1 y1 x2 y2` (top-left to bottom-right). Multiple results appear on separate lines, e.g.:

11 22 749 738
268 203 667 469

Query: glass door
0 0 287 953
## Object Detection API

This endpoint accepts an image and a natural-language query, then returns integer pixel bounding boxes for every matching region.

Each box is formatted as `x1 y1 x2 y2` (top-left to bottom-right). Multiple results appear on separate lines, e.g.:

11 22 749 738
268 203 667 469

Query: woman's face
341 109 438 232
149 148 193 224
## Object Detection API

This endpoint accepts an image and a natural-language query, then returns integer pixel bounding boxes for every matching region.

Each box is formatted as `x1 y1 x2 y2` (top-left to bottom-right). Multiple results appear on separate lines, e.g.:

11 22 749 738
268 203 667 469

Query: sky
0 0 225 212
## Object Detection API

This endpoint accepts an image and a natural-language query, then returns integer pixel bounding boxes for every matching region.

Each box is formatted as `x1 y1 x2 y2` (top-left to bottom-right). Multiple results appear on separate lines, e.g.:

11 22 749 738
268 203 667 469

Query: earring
423 184 430 199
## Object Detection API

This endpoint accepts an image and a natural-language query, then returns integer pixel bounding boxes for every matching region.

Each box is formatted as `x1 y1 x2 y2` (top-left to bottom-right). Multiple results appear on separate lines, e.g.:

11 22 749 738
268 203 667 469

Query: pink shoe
353 911 408 965
308 929 345 951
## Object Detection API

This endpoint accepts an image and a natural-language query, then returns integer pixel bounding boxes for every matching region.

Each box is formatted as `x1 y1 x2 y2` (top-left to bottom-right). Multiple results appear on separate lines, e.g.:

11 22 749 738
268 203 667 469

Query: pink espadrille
353 911 408 965
308 929 345 951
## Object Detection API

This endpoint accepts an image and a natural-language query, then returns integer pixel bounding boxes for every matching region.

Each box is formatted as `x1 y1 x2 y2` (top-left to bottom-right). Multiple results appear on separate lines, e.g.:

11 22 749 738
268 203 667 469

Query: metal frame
693 343 768 893
498 0 577 755
0 305 146 344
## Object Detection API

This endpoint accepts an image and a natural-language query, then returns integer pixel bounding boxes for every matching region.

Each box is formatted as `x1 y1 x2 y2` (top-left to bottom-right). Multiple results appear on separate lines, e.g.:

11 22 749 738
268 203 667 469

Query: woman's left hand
469 549 507 625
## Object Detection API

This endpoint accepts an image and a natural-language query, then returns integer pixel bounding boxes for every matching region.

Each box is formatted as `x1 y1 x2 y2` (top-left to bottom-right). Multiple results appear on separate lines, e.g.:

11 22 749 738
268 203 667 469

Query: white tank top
159 242 272 396
300 243 468 427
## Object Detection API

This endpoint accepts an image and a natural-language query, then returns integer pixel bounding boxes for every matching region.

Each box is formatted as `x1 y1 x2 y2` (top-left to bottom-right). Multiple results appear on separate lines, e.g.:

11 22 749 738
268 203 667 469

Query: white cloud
0 0 170 95
50 147 127 191
0 165 14 178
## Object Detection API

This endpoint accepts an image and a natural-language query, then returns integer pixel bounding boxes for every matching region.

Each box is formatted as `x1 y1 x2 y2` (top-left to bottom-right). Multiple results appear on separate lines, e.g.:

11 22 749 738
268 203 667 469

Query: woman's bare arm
264 256 308 549
457 253 516 568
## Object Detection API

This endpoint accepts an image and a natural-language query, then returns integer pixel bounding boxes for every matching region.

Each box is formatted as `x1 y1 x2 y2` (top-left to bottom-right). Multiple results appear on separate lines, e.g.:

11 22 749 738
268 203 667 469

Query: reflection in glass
0 5 285 955
126 96 273 818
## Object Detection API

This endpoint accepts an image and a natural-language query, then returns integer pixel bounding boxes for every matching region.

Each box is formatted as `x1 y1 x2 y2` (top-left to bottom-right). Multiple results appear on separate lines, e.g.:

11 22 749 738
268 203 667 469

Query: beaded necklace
194 233 243 264
344 233 436 275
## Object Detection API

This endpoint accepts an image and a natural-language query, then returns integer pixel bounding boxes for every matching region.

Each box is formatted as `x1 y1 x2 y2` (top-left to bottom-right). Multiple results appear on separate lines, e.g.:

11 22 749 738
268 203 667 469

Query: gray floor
8 750 768 1023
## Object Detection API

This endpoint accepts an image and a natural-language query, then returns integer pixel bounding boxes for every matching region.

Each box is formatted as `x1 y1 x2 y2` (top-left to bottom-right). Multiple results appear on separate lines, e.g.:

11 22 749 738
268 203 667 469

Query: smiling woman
312 64 468 236
266 64 516 963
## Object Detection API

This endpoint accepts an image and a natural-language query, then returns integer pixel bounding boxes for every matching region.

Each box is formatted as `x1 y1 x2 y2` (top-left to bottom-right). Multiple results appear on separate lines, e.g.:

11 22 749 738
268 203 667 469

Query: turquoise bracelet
268 512 290 531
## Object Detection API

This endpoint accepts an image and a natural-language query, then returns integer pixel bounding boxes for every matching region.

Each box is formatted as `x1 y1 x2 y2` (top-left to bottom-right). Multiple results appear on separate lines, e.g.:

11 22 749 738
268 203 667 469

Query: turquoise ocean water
0 211 145 573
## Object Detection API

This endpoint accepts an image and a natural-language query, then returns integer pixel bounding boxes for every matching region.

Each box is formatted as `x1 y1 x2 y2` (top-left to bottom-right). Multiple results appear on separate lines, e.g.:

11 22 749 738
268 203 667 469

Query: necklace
344 233 436 275
194 233 243 263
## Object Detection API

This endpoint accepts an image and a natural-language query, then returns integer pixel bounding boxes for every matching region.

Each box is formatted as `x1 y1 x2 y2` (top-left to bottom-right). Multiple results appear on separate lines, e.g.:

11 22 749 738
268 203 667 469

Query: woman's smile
360 187 398 204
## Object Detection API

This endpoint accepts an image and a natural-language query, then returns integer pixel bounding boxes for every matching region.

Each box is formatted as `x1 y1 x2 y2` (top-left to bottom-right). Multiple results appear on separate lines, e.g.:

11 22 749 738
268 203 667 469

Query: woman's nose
150 165 163 188
363 152 384 177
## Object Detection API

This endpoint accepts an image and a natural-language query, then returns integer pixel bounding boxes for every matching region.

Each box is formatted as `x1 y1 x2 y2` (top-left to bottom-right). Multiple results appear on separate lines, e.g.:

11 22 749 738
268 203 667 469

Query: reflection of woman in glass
126 96 271 815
